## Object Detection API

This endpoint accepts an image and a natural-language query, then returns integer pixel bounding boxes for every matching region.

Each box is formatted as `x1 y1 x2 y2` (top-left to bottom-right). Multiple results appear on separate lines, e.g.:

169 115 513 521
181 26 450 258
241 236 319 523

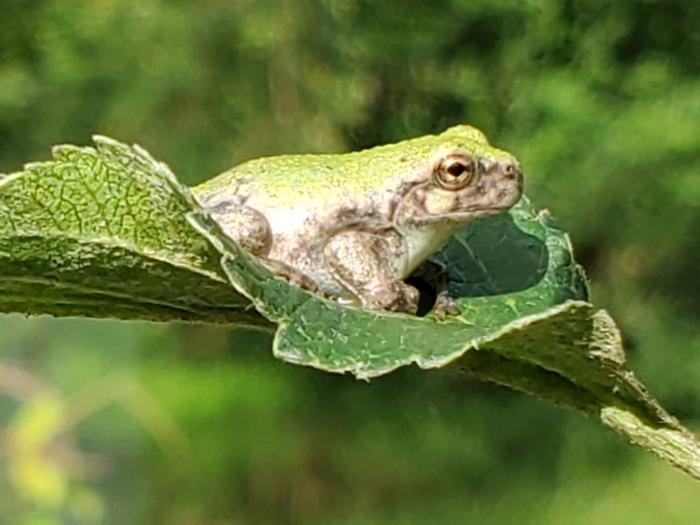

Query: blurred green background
1 0 700 523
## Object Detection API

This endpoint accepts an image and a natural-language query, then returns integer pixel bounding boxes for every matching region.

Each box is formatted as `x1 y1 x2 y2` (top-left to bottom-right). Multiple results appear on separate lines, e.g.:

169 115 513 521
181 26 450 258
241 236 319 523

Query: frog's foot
333 279 419 314
431 291 460 321
381 281 420 314
408 259 458 318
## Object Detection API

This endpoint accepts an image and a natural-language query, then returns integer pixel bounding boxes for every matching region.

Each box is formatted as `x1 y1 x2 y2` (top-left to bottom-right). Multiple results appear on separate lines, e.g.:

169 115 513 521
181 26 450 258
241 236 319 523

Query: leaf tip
51 143 87 162
92 134 120 147
92 134 131 160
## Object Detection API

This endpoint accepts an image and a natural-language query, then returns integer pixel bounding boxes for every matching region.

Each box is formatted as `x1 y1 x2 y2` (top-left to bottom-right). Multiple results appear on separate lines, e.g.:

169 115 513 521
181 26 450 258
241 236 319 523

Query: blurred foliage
1 0 699 523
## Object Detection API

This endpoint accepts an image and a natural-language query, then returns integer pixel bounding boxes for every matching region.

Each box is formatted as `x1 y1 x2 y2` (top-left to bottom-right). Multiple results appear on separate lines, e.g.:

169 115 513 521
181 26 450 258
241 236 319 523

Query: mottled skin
193 125 523 314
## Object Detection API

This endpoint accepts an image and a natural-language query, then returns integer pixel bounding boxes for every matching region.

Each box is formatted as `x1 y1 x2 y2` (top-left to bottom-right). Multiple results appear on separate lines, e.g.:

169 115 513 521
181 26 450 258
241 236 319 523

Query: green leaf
188 179 700 481
0 136 269 327
2 136 700 481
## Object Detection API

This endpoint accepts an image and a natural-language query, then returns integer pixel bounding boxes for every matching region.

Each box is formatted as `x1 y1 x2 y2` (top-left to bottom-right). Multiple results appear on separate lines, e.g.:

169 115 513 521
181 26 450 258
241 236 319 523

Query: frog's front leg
324 229 419 314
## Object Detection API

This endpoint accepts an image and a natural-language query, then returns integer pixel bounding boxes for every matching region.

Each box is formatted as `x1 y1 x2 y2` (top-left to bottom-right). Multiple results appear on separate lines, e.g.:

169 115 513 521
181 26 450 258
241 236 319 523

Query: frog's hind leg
203 199 322 294
324 230 419 314
258 257 322 295
202 200 273 256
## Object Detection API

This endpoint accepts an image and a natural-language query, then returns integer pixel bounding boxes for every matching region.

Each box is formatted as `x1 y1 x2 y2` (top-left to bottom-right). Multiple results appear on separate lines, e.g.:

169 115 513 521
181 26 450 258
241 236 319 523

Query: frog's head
394 125 523 226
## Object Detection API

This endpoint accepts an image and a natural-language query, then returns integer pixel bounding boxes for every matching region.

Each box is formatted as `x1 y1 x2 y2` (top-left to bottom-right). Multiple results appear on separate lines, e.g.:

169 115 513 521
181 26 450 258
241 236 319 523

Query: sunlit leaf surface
2 136 699 481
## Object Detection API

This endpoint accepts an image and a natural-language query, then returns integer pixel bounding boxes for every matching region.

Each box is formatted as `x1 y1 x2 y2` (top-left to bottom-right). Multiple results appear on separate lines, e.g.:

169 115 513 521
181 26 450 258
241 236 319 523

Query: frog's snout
479 158 523 185
502 162 522 182
475 157 523 211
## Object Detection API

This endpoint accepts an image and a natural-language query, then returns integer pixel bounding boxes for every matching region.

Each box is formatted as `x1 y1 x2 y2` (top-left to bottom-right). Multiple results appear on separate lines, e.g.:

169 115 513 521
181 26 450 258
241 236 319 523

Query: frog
192 125 523 316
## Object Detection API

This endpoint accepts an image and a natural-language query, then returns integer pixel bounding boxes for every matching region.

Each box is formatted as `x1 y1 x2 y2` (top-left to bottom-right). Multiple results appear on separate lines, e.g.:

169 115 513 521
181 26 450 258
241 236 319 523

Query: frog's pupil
447 162 466 177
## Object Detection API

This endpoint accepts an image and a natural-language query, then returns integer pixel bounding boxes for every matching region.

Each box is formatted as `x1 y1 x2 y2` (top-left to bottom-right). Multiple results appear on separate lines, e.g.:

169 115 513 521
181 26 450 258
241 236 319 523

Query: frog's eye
434 154 476 190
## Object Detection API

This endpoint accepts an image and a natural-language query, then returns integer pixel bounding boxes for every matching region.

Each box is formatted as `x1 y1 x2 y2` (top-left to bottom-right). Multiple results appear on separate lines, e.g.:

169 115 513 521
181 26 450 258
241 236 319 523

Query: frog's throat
398 220 463 277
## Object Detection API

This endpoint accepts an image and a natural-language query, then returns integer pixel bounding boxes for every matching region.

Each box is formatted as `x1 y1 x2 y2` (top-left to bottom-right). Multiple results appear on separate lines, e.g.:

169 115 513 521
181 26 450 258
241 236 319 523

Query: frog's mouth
421 186 522 220
430 205 516 223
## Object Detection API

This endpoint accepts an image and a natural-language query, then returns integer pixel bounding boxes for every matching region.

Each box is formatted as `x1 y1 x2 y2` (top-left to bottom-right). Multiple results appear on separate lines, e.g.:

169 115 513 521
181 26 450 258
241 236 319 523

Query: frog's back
197 149 409 208
217 153 380 206
193 125 506 209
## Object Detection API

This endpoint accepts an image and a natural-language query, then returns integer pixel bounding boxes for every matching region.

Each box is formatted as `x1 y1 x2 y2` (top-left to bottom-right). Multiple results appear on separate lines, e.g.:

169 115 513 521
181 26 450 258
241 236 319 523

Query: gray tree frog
193 125 523 315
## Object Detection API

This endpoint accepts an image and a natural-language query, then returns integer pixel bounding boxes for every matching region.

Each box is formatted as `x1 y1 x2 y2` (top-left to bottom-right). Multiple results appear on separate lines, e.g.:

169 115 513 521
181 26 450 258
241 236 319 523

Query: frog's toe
386 282 419 314
431 291 460 321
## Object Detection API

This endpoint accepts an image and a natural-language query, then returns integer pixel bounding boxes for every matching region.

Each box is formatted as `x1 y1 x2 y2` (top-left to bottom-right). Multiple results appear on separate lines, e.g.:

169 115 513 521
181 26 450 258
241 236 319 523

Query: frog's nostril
502 163 520 180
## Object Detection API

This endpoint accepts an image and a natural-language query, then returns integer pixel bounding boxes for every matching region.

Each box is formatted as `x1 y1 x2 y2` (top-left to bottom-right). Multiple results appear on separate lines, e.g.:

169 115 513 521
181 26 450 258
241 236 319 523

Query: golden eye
435 154 476 190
